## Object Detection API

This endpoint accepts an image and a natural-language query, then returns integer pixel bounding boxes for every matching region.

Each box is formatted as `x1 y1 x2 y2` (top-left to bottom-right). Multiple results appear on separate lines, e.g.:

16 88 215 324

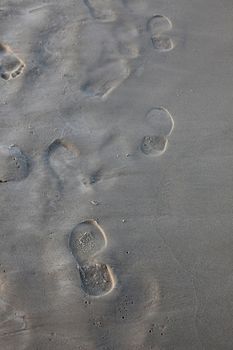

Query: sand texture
1 0 233 349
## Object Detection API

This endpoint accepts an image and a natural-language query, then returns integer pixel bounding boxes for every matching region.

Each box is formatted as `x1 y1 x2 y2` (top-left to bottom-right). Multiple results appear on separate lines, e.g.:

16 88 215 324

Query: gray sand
1 0 233 349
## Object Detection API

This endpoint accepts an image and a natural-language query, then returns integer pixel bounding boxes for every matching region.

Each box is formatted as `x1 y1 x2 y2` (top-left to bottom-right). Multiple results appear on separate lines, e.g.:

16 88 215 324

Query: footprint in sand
0 43 25 80
114 21 139 59
45 138 80 184
69 220 115 297
147 15 174 51
0 145 29 183
141 107 174 156
83 0 117 22
0 299 26 337
81 58 130 100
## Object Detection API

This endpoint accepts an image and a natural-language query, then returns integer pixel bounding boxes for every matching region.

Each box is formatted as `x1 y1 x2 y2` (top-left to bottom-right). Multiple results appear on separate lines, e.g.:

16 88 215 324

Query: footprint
81 59 130 100
145 107 174 136
69 220 115 297
140 107 174 156
79 263 115 297
141 135 167 156
114 22 139 59
83 0 117 22
46 138 80 183
147 15 174 51
0 43 25 80
69 220 107 264
0 299 26 337
0 145 29 183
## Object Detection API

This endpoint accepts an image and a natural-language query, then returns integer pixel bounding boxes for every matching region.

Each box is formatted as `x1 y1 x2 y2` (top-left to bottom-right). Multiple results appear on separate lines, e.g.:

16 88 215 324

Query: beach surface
1 0 233 349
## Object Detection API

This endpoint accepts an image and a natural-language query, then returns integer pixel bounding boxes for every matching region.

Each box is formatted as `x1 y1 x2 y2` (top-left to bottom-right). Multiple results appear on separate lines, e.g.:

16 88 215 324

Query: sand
1 0 233 349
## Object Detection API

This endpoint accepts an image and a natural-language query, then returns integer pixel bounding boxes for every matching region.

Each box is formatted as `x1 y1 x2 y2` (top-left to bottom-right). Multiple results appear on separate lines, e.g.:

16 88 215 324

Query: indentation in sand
147 15 174 51
114 22 139 59
83 0 117 22
146 107 174 136
140 107 174 156
46 138 80 183
69 219 107 264
81 59 130 100
0 145 29 183
69 220 115 297
141 135 167 156
0 43 25 80
0 299 26 337
79 263 115 297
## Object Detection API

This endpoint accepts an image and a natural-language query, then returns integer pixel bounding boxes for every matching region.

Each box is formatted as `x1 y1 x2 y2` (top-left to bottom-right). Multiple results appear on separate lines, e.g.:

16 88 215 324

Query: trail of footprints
81 0 174 99
0 107 174 300
0 5 175 302
69 220 115 297
0 11 174 96
0 43 25 80
0 110 174 305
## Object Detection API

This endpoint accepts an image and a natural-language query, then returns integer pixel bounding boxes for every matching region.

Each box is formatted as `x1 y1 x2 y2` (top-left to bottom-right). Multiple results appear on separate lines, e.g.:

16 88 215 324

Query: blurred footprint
83 0 117 22
147 15 174 51
81 58 130 100
45 138 80 185
114 21 139 59
69 220 115 297
0 299 26 337
140 107 174 156
0 145 29 183
0 43 25 80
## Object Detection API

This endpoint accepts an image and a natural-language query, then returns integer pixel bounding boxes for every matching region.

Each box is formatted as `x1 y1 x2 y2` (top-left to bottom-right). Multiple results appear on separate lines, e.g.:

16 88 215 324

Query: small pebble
90 200 100 206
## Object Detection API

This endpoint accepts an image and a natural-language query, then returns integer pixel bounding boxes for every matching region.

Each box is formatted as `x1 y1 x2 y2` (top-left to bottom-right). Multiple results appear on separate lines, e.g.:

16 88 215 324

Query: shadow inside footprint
69 220 115 297
141 135 167 156
0 145 29 183
0 43 25 80
79 263 115 297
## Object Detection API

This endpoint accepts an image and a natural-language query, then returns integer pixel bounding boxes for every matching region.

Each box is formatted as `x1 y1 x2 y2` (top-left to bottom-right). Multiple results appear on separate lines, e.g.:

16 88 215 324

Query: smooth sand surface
1 0 233 349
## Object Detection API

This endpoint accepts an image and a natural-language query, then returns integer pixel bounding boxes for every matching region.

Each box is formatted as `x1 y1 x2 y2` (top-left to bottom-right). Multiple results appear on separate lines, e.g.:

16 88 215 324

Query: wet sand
1 0 233 349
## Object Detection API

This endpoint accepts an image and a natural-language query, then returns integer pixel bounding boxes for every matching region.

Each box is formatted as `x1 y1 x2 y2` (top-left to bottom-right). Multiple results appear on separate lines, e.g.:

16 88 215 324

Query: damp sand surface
1 0 233 349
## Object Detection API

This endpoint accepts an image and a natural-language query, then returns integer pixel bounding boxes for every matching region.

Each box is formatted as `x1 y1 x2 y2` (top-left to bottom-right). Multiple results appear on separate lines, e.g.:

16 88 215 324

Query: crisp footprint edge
68 219 108 264
79 262 116 297
145 107 174 137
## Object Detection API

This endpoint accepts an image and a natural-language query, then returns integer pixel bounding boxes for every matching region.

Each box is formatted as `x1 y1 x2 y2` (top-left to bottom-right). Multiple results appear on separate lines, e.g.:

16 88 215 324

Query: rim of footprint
69 219 116 297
